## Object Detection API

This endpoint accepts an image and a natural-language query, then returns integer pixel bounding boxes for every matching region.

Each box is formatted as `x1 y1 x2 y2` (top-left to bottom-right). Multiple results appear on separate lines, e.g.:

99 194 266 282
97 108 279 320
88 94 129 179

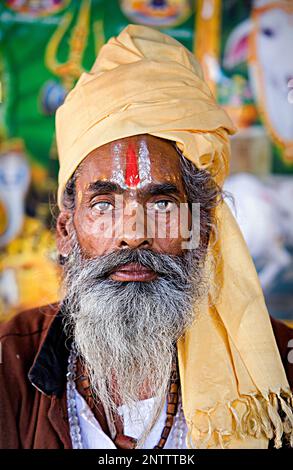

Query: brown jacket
0 303 292 449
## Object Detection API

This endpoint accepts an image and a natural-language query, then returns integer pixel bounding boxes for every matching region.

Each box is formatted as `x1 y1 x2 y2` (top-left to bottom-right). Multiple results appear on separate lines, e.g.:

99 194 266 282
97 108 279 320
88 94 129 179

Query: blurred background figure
0 140 59 318
0 0 292 323
224 173 293 320
0 142 30 249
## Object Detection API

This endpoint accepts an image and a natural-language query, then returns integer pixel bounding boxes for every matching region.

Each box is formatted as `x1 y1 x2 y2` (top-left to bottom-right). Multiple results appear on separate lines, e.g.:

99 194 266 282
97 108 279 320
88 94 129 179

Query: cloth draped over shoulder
55 24 293 449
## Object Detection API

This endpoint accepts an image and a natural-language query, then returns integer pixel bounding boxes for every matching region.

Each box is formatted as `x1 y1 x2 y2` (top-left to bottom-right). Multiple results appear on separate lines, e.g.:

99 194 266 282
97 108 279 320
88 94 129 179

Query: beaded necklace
66 344 181 449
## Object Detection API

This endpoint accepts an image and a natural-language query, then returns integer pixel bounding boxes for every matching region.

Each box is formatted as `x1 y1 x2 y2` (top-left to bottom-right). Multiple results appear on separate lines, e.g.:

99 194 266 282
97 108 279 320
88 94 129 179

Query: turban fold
56 24 234 205
56 24 293 448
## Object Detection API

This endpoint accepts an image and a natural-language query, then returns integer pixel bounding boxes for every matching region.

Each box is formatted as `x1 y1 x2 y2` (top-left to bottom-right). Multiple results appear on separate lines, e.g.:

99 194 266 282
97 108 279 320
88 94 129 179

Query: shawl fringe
186 390 293 449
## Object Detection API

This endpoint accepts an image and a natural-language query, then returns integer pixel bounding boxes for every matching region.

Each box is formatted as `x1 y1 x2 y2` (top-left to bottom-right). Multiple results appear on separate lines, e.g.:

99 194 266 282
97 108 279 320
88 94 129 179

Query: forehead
75 134 183 190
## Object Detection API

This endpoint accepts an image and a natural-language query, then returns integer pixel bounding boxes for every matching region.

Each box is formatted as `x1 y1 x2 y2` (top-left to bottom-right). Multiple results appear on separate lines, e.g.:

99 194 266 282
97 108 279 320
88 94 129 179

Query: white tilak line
111 142 128 189
137 140 152 188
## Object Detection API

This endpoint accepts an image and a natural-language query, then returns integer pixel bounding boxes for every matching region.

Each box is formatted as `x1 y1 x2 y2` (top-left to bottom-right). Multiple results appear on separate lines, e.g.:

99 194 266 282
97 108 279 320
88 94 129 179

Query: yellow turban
56 25 293 448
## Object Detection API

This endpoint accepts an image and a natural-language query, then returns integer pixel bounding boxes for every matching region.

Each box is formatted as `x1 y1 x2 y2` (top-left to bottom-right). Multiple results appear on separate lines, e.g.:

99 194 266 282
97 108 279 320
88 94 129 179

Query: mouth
110 262 158 282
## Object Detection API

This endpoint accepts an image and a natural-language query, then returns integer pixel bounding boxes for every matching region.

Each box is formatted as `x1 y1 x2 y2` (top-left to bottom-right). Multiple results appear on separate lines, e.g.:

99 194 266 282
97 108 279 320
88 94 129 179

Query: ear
56 211 74 257
224 19 252 69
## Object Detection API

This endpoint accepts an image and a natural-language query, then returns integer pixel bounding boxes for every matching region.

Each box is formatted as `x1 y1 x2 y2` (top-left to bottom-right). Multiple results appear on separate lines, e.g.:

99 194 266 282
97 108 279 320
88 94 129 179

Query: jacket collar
28 302 72 397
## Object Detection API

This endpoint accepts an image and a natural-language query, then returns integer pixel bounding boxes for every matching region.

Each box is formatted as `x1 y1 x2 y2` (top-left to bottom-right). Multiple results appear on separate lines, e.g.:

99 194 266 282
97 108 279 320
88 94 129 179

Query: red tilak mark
125 143 140 188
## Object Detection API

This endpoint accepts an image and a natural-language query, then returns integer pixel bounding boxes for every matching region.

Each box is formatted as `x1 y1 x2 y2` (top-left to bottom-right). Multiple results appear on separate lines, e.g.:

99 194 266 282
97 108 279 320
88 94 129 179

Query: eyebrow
147 183 180 197
86 180 180 197
87 181 124 195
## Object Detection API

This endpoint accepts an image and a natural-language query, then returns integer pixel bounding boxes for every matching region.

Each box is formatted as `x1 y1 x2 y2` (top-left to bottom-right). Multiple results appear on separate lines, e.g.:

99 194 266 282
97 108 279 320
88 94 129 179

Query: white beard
62 243 207 446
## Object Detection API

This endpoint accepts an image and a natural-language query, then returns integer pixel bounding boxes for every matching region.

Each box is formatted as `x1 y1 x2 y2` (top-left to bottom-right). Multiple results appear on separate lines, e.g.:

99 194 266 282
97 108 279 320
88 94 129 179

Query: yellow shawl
56 24 293 449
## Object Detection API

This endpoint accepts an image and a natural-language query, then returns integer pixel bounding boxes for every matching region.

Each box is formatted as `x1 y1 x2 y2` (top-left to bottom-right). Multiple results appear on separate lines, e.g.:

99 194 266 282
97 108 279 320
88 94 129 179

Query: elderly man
0 25 292 450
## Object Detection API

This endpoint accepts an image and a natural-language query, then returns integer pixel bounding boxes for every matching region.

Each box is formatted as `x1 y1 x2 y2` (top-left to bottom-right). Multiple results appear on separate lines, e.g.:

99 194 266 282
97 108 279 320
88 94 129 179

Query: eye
153 200 175 212
261 27 275 38
91 200 113 212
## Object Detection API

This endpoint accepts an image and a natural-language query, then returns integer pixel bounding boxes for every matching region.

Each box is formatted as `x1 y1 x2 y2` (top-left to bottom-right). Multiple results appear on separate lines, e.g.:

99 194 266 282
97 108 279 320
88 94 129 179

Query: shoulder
0 304 60 448
0 303 59 338
270 316 293 390
0 303 60 368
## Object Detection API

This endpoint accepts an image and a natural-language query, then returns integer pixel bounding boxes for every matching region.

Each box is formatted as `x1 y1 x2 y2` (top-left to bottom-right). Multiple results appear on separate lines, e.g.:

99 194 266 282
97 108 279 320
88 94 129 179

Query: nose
118 236 152 250
116 205 153 250
117 221 153 249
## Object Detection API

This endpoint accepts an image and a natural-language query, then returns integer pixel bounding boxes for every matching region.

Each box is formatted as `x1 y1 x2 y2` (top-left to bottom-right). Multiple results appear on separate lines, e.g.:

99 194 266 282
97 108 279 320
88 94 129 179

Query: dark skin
56 134 191 281
56 134 192 447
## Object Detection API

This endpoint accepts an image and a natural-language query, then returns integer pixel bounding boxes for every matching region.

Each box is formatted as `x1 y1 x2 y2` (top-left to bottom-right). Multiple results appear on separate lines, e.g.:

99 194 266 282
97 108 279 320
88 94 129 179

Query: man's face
58 135 209 431
57 134 191 280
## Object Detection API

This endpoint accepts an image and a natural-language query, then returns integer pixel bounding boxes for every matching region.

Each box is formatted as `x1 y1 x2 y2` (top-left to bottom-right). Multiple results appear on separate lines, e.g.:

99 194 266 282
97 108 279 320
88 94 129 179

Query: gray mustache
77 248 190 281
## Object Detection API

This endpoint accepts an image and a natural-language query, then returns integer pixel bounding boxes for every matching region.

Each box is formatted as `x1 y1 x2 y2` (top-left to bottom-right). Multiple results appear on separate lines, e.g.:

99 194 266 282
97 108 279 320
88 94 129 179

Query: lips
110 262 157 282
